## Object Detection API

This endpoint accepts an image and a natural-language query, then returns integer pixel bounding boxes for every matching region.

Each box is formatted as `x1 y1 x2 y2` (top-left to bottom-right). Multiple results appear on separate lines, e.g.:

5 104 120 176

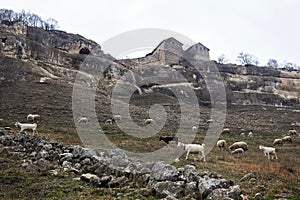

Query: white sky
2 0 300 65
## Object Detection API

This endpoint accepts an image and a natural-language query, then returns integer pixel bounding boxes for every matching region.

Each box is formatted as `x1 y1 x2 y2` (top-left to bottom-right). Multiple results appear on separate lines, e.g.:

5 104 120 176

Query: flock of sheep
13 114 298 162
215 128 298 160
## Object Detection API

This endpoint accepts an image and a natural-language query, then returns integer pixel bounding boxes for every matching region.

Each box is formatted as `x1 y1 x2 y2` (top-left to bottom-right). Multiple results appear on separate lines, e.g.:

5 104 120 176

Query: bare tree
217 54 228 64
0 8 59 30
236 52 259 66
281 61 297 71
267 59 279 68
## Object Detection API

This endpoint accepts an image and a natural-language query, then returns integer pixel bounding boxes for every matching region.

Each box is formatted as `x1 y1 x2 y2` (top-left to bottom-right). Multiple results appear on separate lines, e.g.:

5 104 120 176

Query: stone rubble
0 133 242 199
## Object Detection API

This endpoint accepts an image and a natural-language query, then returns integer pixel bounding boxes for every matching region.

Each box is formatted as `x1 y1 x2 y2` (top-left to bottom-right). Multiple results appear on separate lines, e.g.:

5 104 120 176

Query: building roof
186 42 210 52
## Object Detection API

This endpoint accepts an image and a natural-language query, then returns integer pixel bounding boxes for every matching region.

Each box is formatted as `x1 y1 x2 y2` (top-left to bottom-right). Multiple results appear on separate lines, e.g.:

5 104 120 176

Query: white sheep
240 132 246 137
281 136 292 143
78 117 88 123
230 147 245 156
178 142 206 161
229 141 248 151
192 126 197 132
222 128 230 134
112 114 121 123
145 118 154 124
259 145 278 159
15 121 38 135
27 114 40 122
248 132 253 137
216 139 227 151
273 138 283 146
287 129 297 136
105 119 113 125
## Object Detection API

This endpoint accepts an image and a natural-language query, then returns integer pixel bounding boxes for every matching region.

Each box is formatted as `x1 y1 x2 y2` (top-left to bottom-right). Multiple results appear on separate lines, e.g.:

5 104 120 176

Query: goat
281 136 292 143
216 139 227 151
15 122 38 135
273 138 283 146
178 142 206 161
27 114 40 122
78 117 88 123
229 141 248 151
259 145 278 159
145 118 154 124
159 136 179 146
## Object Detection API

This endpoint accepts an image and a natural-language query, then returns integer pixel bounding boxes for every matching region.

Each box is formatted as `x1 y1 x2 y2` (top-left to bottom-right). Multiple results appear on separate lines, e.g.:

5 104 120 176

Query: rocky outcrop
0 133 242 199
0 21 299 106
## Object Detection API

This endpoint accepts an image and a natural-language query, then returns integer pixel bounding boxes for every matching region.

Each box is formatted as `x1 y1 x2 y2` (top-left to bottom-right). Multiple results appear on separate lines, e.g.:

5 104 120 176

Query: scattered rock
151 162 179 181
240 172 256 182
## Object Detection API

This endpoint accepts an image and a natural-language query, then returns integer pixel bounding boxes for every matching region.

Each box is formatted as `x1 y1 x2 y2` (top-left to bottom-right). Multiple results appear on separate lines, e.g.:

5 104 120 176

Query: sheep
230 147 245 156
112 115 121 123
273 138 283 146
206 119 214 123
78 117 88 123
221 128 230 134
248 132 253 137
281 136 292 143
159 136 179 146
178 142 206 161
27 114 40 122
229 141 248 151
145 118 154 124
288 129 297 136
259 145 278 159
240 132 246 137
216 139 227 151
105 119 113 125
192 126 197 132
15 121 38 135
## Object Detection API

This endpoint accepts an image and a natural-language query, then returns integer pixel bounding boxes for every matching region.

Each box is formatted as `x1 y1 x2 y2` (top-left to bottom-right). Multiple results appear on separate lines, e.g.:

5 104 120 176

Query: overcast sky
2 0 300 65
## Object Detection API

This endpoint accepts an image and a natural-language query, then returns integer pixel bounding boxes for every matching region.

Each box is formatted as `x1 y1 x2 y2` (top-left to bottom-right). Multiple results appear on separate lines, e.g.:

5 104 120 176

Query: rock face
0 21 299 106
0 133 242 199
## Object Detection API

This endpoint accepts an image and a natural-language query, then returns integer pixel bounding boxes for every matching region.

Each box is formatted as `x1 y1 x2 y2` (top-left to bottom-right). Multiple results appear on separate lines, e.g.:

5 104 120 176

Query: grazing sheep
259 145 278 159
192 126 197 132
178 142 206 161
159 136 179 145
112 115 121 123
27 114 40 122
288 129 297 136
273 138 283 146
216 139 227 151
248 132 253 137
282 136 292 143
240 132 246 137
78 117 88 123
15 122 38 135
229 141 248 151
231 148 245 156
145 118 154 124
206 119 214 123
105 119 113 125
221 128 230 134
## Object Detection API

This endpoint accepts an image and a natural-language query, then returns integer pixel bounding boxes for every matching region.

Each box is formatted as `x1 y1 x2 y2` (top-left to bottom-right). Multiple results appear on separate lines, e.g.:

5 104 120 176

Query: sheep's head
14 122 19 127
259 145 264 150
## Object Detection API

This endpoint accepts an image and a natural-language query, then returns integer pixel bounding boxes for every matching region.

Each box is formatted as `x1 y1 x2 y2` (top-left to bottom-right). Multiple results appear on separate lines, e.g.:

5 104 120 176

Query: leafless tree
217 54 228 64
237 52 259 66
267 59 279 68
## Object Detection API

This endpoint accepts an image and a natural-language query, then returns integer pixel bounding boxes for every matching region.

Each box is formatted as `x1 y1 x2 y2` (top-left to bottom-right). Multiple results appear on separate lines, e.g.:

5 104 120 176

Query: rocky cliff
0 21 299 106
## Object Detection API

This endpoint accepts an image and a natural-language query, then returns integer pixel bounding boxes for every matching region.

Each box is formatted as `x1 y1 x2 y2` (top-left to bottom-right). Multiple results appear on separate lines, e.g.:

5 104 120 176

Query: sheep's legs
185 151 190 160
